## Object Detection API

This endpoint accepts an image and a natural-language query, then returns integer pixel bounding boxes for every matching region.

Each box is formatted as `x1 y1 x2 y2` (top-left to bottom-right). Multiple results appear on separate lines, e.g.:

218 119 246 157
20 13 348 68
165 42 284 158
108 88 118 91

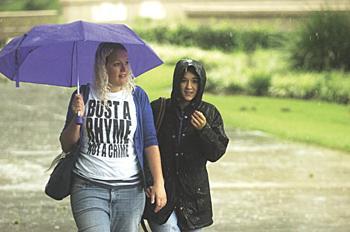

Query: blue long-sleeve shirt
132 86 158 169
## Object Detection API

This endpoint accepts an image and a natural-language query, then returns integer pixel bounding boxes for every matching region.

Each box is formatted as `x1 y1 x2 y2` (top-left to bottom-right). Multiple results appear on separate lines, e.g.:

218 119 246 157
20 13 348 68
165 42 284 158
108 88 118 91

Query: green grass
136 64 350 152
136 64 174 99
209 95 350 152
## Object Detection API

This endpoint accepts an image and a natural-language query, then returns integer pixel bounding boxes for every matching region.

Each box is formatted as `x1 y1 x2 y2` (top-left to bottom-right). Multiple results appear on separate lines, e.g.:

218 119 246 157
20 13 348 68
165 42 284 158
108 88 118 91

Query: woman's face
179 71 199 102
106 48 129 88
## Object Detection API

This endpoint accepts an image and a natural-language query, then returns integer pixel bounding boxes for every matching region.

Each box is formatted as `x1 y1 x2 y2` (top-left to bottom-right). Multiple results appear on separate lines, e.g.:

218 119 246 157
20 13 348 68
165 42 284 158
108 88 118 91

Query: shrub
269 73 320 99
269 73 322 99
196 26 236 51
289 11 350 71
319 73 350 104
225 80 246 95
206 66 240 94
238 30 270 52
247 72 271 96
269 72 350 103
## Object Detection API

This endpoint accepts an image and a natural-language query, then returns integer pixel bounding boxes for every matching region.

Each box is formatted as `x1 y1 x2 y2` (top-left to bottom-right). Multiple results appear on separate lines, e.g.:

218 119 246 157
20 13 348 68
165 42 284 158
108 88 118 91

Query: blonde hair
94 43 135 102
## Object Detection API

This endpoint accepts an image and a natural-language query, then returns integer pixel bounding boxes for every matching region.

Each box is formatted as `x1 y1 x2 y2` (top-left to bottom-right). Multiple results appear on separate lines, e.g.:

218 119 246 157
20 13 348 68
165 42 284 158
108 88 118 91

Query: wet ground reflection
208 129 350 232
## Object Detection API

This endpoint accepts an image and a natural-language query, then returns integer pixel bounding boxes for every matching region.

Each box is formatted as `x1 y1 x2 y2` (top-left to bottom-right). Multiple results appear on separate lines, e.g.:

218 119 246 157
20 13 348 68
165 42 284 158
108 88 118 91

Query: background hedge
134 21 288 53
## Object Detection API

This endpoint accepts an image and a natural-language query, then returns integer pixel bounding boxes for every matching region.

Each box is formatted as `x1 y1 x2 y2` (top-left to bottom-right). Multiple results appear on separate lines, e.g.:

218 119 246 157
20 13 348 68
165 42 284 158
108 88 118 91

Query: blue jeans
148 211 202 232
70 176 145 232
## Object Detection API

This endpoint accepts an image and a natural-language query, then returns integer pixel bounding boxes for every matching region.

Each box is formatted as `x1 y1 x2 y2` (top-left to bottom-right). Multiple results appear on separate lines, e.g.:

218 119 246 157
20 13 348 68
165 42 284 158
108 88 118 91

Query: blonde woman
60 43 166 232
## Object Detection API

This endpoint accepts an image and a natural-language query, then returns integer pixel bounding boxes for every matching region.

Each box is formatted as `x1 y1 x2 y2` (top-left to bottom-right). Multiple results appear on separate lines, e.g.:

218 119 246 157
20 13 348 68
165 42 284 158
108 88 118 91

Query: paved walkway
1 129 350 231
207 130 350 232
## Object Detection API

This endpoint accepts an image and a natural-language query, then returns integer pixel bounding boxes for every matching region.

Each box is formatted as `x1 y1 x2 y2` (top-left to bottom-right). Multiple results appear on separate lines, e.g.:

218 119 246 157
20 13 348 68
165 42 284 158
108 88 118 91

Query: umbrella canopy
0 20 163 87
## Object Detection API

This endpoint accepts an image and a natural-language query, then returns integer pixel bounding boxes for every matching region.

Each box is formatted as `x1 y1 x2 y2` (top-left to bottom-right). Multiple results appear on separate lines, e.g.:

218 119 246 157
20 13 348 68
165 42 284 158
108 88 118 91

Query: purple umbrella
0 20 163 88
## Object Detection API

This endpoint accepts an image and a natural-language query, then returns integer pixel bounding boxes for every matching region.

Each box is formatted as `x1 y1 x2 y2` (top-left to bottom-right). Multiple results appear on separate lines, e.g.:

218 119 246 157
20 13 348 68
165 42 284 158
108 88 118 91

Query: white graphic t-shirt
74 88 140 183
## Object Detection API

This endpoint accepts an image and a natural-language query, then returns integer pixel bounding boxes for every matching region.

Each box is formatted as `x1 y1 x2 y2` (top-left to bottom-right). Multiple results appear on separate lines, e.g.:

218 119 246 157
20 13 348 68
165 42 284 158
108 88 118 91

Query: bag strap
155 97 166 134
141 220 149 232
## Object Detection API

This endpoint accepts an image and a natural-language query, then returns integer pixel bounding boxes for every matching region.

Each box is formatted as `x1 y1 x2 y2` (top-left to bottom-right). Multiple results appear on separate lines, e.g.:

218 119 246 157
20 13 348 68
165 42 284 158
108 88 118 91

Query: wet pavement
208 130 350 232
1 129 350 231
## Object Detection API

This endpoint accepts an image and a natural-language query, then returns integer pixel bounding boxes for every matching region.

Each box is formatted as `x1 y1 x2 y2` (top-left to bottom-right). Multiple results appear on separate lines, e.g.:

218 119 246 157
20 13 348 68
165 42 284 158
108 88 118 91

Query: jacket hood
170 59 206 109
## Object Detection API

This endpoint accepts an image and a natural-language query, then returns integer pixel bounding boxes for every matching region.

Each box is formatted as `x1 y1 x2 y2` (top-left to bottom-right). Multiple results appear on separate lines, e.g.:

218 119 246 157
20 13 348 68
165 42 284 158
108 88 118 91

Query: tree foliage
289 11 350 71
0 0 59 11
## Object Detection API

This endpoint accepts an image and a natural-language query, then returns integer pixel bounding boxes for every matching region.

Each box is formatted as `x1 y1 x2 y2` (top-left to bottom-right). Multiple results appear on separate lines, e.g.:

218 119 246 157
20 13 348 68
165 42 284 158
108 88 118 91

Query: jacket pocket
195 185 209 213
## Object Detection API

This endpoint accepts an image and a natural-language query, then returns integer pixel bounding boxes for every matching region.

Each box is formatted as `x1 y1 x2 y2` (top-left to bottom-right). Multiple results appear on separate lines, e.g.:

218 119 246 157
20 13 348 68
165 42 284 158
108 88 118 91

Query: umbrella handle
76 112 83 125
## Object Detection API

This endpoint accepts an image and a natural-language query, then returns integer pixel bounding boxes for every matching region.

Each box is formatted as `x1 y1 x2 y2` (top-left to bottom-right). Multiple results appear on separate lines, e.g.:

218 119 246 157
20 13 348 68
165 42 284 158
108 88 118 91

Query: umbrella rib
71 41 76 88
14 34 28 87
